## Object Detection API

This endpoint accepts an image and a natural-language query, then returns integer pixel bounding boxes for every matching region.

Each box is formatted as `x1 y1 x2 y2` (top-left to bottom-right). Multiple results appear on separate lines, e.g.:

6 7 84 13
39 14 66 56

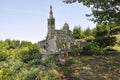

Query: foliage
39 69 61 80
91 28 97 37
70 45 78 50
41 56 55 68
65 58 74 66
0 39 42 80
82 42 100 55
72 26 94 39
0 39 62 80
110 26 120 35
63 0 120 25
112 45 120 52
70 45 79 56
85 36 95 42
39 56 60 80
81 41 108 55
0 68 10 80
113 34 120 45
92 24 117 48
19 47 41 63
16 67 39 80
83 27 92 37
0 50 8 61
95 24 110 37
94 36 116 48
72 26 82 39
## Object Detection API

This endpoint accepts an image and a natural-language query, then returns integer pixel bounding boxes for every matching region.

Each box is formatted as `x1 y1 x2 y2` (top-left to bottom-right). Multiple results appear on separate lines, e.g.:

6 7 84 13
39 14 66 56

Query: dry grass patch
57 53 120 80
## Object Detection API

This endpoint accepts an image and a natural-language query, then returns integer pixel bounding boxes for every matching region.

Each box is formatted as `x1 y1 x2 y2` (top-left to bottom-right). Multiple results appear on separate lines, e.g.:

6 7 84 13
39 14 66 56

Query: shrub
0 50 8 61
110 27 120 35
82 42 102 55
15 68 39 80
39 69 61 80
85 36 95 42
94 36 116 48
41 56 55 68
17 47 41 63
28 59 41 66
65 58 74 66
70 45 78 56
0 68 10 80
23 68 39 80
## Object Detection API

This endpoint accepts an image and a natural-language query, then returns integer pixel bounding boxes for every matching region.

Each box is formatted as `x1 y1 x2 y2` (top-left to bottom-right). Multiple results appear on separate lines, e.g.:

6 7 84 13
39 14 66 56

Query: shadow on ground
56 52 120 80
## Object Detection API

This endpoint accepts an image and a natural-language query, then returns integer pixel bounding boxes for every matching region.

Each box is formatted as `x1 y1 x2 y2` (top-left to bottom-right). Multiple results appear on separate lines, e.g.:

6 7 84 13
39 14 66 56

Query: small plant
39 69 61 80
94 36 116 48
41 56 55 68
85 36 95 42
65 58 74 66
0 50 8 61
82 42 101 55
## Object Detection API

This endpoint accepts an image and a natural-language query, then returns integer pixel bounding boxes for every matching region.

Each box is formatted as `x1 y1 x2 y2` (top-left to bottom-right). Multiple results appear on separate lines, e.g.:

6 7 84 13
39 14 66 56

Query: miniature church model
39 5 73 54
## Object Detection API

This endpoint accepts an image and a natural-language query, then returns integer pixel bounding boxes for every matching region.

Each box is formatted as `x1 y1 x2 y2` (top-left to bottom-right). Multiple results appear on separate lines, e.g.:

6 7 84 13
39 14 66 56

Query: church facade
48 5 72 44
39 5 73 53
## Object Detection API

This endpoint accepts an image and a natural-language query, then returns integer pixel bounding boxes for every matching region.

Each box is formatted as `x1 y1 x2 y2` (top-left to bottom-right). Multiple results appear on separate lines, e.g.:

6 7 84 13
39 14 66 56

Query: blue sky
0 0 96 43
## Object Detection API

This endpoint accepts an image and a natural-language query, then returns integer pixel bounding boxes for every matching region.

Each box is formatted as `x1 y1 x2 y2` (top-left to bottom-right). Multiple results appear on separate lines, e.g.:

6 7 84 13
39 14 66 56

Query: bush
0 50 8 61
21 52 41 63
15 68 39 80
82 42 106 55
41 56 55 68
28 59 41 66
17 47 41 63
70 45 79 56
65 58 74 66
85 36 95 42
39 69 61 80
0 40 42 80
0 68 10 80
23 68 39 80
110 27 120 35
94 36 116 48
105 48 116 51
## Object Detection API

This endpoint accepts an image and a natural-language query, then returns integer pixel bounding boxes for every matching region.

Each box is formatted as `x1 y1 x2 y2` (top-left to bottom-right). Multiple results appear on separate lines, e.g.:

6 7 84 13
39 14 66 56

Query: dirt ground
57 53 120 80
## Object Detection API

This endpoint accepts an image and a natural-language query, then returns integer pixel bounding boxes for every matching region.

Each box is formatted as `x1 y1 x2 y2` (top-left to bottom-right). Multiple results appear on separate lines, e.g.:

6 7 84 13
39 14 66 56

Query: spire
49 5 53 18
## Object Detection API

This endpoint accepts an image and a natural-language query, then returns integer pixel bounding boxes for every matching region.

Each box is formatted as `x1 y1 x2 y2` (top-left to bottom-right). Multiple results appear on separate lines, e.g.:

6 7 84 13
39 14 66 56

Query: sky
0 0 96 43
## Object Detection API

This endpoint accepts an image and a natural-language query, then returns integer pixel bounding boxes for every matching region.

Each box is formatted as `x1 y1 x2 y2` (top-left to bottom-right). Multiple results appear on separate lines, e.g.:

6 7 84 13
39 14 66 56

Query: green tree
72 26 82 39
20 41 32 48
83 27 92 37
63 0 120 25
0 49 8 61
0 39 42 80
95 24 109 37
110 26 120 35
9 40 20 49
94 24 116 48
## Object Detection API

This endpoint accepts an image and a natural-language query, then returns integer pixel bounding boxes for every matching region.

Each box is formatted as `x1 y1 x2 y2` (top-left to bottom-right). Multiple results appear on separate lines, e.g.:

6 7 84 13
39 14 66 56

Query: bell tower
48 5 55 40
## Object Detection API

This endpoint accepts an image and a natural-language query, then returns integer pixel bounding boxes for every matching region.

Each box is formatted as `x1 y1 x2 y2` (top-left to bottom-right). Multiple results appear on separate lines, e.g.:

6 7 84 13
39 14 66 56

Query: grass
56 34 120 80
57 53 120 80
114 34 120 42
113 45 120 52
112 34 120 52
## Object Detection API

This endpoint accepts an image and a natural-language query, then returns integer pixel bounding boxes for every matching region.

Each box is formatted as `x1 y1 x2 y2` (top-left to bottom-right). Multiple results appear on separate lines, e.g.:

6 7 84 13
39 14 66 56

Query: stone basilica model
48 5 72 41
39 5 73 54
